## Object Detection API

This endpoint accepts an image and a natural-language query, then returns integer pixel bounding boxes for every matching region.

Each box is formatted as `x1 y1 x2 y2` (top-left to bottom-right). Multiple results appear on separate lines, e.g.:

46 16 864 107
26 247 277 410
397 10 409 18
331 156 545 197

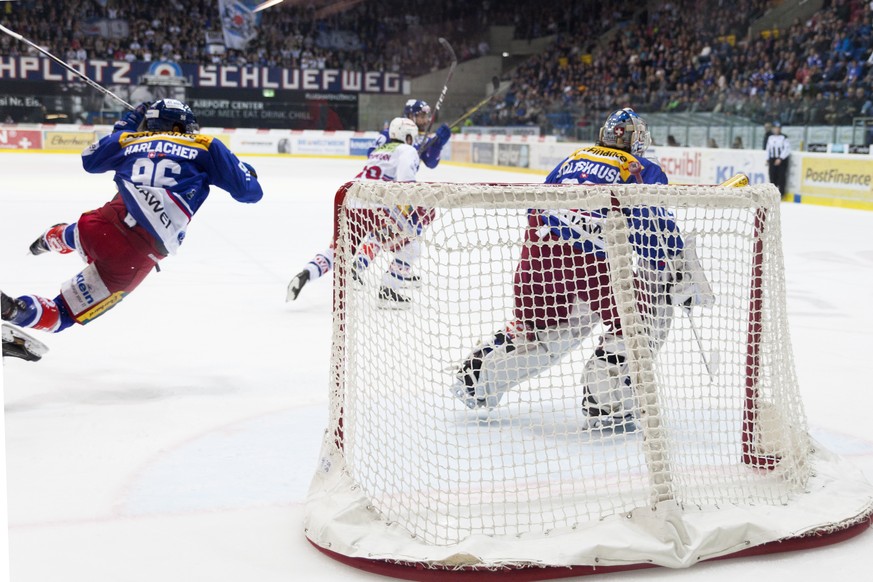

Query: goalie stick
665 173 751 381
0 24 134 111
2 323 49 362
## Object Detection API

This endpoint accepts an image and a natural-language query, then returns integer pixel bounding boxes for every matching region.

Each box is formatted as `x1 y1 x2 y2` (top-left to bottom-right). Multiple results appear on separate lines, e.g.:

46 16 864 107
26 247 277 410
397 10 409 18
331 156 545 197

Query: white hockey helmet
388 117 418 145
598 107 651 156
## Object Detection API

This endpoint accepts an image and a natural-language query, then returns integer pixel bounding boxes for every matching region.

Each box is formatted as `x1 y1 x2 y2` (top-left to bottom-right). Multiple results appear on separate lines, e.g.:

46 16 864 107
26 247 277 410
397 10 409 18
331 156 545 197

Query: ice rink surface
1 152 872 582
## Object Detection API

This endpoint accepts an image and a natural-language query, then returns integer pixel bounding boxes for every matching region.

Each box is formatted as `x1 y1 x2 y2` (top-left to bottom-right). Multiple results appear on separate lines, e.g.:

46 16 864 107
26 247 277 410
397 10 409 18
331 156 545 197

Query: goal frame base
308 513 872 581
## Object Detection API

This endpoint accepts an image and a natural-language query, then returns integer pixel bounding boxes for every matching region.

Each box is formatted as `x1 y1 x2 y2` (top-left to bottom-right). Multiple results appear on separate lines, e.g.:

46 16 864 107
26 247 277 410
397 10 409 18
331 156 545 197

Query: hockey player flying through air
285 99 450 304
1 99 263 360
453 108 715 432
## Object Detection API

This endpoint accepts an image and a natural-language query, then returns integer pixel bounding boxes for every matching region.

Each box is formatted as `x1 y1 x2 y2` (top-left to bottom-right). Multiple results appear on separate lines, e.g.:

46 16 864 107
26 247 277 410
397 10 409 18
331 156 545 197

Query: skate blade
376 298 412 310
2 323 49 362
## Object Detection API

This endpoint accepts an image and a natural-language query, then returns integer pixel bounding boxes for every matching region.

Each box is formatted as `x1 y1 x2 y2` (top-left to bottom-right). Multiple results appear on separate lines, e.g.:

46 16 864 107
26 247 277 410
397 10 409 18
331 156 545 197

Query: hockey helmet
145 99 199 133
403 99 431 118
388 117 418 145
598 108 651 156
403 99 431 131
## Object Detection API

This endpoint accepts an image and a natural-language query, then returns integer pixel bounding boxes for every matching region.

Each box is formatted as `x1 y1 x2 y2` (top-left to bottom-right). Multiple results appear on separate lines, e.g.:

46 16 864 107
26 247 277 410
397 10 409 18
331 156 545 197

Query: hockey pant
13 195 166 333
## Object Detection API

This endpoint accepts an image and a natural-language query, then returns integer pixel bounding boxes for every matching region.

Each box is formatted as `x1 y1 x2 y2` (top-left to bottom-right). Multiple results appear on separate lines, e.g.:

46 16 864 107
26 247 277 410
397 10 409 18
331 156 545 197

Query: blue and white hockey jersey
82 131 262 254
536 145 682 267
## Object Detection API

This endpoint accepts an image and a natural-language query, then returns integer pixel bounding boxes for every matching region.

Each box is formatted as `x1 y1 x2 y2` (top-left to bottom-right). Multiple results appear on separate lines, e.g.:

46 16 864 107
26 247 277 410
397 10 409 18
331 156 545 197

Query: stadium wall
1 124 870 210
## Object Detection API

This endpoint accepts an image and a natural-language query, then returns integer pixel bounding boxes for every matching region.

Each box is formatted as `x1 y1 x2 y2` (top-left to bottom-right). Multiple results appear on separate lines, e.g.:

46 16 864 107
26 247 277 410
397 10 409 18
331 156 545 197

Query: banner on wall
497 143 530 168
800 156 873 202
471 143 494 165
0 129 42 149
188 88 358 130
0 57 404 93
43 131 96 150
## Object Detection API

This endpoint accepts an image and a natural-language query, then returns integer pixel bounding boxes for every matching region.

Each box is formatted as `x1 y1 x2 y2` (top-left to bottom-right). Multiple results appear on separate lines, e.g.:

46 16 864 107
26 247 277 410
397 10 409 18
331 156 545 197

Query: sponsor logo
44 132 96 149
78 292 125 324
658 151 701 178
136 186 172 228
75 272 95 305
804 167 871 188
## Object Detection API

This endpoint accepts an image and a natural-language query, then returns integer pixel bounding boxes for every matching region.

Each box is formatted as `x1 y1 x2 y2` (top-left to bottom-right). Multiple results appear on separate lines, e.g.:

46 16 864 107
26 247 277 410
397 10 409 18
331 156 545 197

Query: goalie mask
146 99 200 133
598 108 651 156
388 117 418 145
403 99 431 132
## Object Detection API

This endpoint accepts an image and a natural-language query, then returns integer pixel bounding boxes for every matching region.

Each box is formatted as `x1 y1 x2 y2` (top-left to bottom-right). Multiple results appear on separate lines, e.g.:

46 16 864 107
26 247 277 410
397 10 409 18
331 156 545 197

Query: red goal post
304 180 873 579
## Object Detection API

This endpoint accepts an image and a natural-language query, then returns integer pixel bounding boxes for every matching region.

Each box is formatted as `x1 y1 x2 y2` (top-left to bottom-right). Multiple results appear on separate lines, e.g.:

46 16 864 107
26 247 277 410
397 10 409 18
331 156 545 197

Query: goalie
452 108 715 431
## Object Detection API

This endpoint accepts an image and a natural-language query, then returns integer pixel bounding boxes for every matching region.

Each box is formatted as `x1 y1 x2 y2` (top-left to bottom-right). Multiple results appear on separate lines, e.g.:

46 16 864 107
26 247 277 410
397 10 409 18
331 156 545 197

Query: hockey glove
114 102 151 133
419 124 452 169
435 123 451 146
669 236 715 309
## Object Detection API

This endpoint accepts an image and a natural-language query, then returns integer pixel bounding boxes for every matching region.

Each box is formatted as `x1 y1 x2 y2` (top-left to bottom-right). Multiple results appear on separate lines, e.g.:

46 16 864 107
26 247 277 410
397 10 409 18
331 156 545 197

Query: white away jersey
355 141 420 183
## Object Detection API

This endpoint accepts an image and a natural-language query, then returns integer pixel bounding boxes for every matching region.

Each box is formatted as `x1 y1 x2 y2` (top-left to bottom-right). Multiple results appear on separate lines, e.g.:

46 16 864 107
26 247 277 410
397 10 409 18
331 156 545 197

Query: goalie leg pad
454 305 598 409
581 335 636 431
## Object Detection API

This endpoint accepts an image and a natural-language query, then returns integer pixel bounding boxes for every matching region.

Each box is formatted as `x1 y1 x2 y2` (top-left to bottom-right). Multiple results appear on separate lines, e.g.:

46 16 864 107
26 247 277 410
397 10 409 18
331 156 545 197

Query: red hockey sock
45 224 74 254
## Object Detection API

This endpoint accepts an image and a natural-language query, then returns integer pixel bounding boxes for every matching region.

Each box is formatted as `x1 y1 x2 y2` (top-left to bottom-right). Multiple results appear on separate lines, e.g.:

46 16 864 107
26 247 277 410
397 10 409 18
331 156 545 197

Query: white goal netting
304 181 873 573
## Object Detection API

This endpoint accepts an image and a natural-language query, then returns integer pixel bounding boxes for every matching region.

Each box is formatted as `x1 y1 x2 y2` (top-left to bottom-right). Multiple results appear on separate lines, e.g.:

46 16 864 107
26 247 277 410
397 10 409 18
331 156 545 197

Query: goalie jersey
536 145 682 268
81 131 262 254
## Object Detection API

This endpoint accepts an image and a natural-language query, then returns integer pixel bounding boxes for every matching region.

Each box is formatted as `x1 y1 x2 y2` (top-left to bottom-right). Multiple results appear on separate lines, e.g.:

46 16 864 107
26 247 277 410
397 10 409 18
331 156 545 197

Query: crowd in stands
0 0 496 76
0 0 871 134
477 0 873 132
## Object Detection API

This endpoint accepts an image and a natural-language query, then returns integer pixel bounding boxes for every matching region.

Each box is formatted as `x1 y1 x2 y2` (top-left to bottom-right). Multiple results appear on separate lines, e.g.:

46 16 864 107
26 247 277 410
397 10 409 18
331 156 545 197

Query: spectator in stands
731 136 744 149
667 135 681 147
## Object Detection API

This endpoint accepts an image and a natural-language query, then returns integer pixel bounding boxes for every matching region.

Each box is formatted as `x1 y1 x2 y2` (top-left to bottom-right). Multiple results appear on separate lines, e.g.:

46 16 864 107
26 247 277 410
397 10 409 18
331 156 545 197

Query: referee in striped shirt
765 121 790 195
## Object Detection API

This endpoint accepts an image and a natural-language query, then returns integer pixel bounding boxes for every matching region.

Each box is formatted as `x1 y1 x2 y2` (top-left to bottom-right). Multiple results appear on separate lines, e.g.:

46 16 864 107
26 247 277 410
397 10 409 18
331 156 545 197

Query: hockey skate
286 270 310 302
395 273 421 289
1 290 24 322
581 336 637 434
29 223 71 256
2 323 48 362
377 286 411 310
452 330 517 409
581 411 637 434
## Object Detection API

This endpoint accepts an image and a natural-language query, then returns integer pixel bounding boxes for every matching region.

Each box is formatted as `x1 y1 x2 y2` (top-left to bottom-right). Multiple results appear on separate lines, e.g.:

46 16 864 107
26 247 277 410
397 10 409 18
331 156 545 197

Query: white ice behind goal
304 180 873 578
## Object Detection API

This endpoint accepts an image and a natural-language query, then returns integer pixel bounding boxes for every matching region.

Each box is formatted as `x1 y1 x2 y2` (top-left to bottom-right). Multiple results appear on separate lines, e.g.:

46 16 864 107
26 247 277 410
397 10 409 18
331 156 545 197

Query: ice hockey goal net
304 180 873 579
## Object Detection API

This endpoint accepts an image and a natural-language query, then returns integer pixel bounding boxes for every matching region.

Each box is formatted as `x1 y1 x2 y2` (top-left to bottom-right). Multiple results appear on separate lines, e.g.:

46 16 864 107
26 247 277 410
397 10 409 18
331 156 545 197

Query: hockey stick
417 75 502 158
423 37 458 138
446 75 502 130
0 24 134 111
